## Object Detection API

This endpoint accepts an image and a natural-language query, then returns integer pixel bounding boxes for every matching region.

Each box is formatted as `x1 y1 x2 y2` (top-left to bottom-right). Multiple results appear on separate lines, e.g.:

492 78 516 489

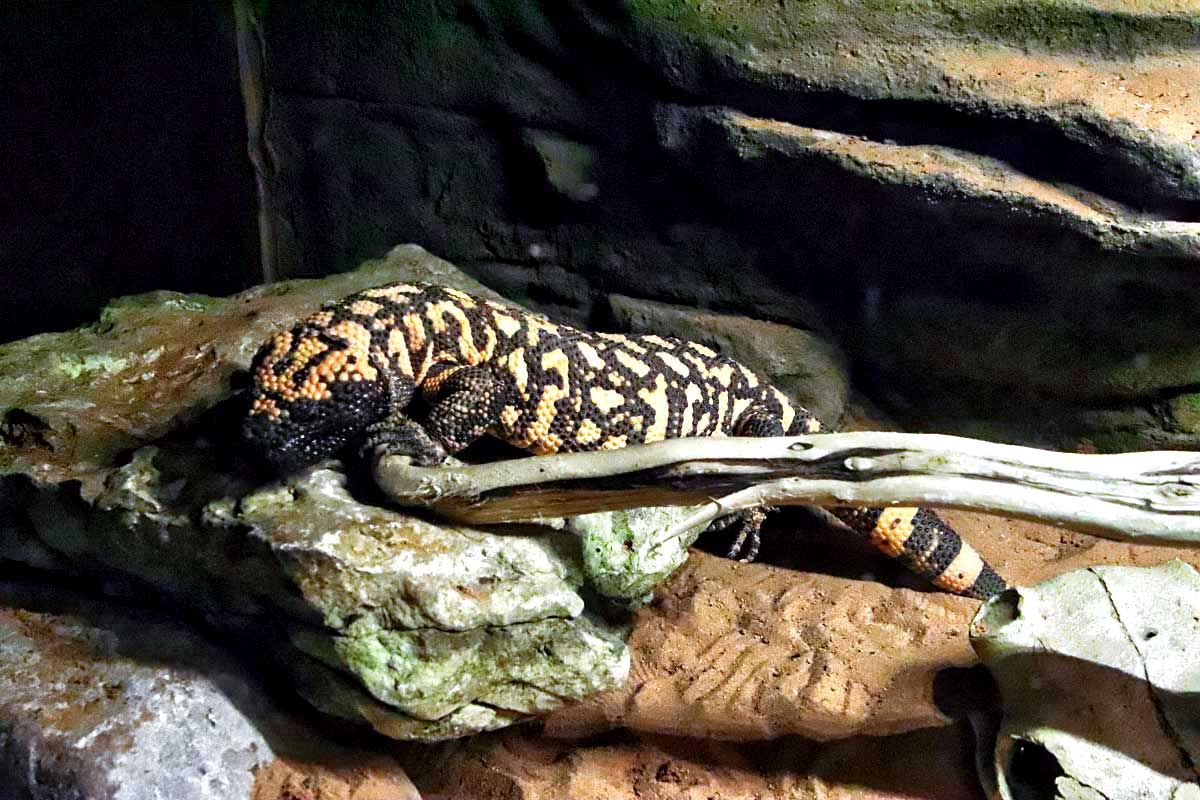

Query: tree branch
373 433 1200 546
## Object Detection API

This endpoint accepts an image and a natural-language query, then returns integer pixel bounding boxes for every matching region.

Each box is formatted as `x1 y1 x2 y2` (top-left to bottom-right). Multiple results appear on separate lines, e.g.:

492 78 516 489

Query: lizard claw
360 419 448 466
719 507 768 563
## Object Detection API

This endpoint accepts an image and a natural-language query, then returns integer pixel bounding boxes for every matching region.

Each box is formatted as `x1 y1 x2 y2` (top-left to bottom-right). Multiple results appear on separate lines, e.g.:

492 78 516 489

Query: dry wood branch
373 433 1200 545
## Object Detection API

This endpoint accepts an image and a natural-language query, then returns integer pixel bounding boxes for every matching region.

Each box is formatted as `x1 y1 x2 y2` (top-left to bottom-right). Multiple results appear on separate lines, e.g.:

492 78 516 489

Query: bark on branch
373 433 1200 546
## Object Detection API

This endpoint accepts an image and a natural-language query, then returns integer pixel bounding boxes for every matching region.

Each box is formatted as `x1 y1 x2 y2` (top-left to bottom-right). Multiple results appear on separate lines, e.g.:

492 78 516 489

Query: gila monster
242 281 1006 599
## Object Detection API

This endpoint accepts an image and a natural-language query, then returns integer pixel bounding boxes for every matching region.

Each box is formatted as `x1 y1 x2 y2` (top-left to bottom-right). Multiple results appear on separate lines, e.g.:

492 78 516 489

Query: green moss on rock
570 505 708 607
1168 392 1200 436
296 614 629 721
624 0 753 43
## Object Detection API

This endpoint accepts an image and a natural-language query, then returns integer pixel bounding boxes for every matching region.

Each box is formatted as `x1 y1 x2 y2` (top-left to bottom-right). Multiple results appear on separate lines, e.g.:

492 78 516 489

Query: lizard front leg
419 363 511 454
358 364 450 466
362 363 511 465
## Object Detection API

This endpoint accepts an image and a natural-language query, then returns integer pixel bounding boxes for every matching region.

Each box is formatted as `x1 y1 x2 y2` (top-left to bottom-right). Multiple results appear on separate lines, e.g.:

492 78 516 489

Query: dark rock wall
250 1 714 318
244 0 1200 448
5 0 1199 449
1 0 258 343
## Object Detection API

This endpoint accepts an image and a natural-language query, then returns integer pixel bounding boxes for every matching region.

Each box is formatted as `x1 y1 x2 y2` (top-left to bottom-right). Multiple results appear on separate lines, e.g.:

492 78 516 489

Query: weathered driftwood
373 433 1200 546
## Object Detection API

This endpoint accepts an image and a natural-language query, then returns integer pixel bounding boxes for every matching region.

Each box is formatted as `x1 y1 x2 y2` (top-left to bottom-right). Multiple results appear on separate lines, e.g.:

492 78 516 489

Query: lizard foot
722 507 768 563
359 418 448 467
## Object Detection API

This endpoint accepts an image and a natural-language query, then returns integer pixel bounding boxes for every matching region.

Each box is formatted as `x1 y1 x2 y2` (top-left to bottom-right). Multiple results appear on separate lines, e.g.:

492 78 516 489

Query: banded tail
778 410 1006 600
829 506 1006 599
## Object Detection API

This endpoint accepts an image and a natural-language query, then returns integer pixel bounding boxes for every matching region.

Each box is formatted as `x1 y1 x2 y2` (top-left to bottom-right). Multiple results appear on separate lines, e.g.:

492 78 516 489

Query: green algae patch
285 647 529 741
1168 392 1200 436
570 505 708 607
48 352 132 381
296 614 629 722
625 0 754 43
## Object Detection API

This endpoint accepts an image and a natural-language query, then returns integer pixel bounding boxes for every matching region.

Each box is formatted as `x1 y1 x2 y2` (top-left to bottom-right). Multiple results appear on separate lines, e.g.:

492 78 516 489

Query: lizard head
241 322 388 473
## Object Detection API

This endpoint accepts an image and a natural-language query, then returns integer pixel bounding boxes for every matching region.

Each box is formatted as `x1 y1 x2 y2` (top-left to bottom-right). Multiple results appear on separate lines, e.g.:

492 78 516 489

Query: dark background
1 1 258 343
4 0 1199 451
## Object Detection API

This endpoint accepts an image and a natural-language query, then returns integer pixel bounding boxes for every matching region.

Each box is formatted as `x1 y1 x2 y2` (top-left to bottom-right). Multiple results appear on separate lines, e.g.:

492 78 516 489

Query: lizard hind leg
723 507 768 562
704 403 801 562
734 400 1007 599
698 509 767 562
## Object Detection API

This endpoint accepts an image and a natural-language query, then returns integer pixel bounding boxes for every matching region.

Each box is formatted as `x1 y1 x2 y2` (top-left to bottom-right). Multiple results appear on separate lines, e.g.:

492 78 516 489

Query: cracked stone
971 559 1200 799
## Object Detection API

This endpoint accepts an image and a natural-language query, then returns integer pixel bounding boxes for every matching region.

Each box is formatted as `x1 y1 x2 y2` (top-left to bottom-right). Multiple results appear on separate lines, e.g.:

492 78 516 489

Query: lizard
241 281 1006 600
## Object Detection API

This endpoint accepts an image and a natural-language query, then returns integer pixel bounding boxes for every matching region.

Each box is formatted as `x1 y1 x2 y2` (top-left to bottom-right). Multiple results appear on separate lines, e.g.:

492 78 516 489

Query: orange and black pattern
243 282 1005 599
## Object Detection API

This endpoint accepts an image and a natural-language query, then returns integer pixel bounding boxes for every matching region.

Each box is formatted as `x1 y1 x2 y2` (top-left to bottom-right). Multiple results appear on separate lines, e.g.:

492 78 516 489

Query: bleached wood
373 433 1200 545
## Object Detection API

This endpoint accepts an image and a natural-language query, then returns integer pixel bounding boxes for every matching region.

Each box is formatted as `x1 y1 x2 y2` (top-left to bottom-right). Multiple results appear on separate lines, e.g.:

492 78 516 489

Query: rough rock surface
655 102 1200 448
0 582 271 800
239 0 1200 450
0 580 418 800
0 248 629 746
399 723 984 800
568 505 712 608
973 560 1200 798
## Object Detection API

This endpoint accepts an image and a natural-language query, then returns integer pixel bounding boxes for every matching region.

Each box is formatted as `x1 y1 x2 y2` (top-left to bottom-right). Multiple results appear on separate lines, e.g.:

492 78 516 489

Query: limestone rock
972 560 1200 798
216 466 630 734
0 578 427 800
609 293 849 425
568 504 710 608
218 466 588 633
0 580 420 800
0 249 628 742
